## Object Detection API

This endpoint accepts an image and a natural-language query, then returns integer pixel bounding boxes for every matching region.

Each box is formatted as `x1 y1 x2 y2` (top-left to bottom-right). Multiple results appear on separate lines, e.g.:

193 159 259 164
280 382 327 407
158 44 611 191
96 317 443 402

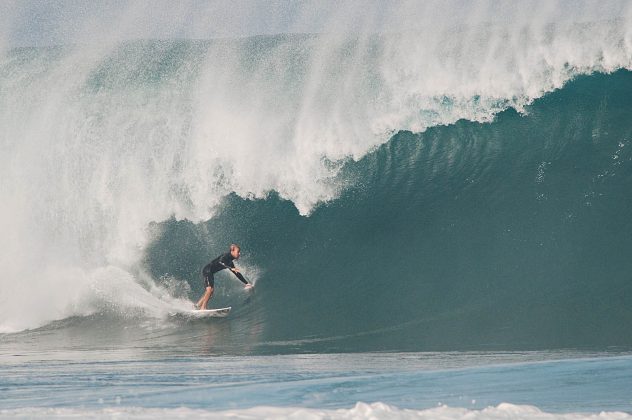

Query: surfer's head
230 243 241 259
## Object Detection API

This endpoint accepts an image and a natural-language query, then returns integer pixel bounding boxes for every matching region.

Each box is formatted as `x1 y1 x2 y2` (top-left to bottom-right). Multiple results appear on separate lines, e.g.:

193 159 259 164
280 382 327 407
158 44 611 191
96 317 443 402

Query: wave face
148 70 632 351
0 2 631 349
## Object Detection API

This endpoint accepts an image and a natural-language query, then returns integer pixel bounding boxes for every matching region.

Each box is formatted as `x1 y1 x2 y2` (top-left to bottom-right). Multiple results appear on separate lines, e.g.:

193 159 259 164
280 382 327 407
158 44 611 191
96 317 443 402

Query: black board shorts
202 264 215 288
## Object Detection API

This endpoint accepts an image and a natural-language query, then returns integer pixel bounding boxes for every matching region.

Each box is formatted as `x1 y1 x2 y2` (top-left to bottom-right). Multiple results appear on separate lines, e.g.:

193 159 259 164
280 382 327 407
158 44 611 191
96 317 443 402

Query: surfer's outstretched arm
223 258 248 285
231 269 250 285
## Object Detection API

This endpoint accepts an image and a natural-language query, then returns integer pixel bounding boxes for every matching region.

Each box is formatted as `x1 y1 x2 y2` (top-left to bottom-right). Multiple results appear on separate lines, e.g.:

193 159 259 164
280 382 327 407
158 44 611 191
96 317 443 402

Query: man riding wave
195 243 252 310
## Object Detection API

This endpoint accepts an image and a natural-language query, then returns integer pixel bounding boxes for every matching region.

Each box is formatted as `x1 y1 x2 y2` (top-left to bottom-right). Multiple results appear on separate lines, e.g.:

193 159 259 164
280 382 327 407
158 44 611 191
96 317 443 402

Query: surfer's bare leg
196 287 213 310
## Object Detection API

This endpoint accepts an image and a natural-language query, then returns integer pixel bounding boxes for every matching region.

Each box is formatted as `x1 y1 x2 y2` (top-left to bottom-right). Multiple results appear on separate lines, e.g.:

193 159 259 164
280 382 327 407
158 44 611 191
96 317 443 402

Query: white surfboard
169 306 232 318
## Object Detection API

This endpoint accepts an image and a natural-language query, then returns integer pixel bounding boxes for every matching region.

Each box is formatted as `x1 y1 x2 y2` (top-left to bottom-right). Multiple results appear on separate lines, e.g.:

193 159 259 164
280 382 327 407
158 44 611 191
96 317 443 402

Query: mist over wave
0 1 631 337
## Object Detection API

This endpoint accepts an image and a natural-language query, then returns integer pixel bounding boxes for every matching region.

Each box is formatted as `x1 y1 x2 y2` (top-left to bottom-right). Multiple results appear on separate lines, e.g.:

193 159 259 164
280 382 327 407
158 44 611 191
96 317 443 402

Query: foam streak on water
2 403 631 420
1 351 631 415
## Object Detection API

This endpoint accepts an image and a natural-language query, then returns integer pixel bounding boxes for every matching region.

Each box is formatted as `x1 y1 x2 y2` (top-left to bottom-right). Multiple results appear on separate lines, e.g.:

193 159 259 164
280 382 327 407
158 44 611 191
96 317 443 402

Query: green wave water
146 70 632 352
1 20 631 348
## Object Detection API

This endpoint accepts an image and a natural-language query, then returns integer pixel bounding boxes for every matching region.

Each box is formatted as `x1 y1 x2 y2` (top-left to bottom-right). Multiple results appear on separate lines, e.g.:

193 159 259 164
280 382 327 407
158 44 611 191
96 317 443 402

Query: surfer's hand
244 284 253 290
231 268 240 273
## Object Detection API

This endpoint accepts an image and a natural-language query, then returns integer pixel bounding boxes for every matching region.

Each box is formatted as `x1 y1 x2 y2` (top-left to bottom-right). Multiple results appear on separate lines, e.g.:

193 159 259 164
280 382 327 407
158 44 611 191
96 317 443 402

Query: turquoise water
146 70 632 352
1 4 632 417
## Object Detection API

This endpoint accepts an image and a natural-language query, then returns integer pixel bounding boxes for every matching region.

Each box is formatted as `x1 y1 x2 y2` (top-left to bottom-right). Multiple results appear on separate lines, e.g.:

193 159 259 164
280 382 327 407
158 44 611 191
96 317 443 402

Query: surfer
195 243 252 310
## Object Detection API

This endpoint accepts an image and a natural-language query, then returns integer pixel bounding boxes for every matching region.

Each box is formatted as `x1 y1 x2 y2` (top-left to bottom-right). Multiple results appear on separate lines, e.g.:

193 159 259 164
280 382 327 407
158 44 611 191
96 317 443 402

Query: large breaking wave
0 1 631 350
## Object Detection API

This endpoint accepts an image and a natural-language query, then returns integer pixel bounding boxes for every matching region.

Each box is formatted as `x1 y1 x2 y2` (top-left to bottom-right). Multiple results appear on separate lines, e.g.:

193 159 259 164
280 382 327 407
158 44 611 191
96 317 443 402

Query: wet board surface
169 307 231 318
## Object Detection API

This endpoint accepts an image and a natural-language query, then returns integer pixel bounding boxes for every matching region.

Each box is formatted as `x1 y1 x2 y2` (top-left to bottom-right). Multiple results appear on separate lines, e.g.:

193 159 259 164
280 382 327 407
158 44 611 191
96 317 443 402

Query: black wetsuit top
202 252 248 286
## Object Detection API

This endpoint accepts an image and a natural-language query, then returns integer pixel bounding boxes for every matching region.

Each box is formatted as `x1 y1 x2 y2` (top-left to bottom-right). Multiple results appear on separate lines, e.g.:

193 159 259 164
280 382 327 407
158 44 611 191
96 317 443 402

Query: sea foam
1 403 631 420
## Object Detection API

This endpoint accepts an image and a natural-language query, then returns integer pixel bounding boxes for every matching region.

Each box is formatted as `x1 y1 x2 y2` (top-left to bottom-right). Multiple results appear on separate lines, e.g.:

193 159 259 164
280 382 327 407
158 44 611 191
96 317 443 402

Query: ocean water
2 347 632 417
1 1 632 418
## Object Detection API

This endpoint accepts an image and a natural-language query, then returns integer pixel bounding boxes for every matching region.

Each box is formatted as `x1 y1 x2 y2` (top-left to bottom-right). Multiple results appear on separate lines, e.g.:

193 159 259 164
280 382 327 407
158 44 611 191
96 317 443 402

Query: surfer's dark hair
230 243 240 251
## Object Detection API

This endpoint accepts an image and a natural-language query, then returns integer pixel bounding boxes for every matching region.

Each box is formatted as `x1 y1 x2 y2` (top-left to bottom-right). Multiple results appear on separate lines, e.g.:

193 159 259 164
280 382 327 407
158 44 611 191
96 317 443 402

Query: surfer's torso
207 252 235 274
